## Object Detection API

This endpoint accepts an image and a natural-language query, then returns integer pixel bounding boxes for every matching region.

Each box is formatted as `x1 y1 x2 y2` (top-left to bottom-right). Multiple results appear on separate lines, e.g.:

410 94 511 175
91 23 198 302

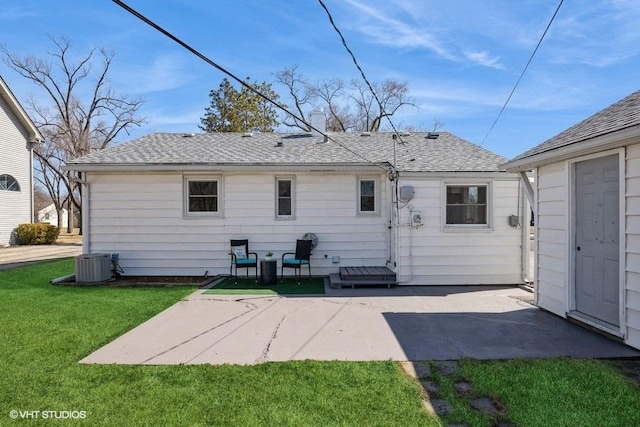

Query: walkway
0 243 82 270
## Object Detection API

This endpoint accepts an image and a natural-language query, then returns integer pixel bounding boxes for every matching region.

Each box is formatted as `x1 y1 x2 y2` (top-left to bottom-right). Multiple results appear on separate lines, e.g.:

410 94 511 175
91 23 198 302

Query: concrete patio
81 285 640 365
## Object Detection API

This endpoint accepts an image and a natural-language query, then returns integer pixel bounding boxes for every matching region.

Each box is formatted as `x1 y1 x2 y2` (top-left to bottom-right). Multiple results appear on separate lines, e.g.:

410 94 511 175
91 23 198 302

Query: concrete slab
81 286 640 365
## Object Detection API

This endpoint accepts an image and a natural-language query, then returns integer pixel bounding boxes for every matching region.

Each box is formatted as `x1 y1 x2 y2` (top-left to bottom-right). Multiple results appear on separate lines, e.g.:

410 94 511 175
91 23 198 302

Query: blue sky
1 0 639 159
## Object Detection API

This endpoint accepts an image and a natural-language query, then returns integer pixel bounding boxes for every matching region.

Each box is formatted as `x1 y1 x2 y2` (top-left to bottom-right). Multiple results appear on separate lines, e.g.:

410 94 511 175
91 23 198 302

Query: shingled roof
508 89 640 164
66 131 508 173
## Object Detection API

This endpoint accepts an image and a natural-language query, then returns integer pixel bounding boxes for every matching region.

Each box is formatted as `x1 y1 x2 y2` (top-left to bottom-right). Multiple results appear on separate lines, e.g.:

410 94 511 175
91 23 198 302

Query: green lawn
204 277 325 295
0 259 431 426
1 259 639 426
455 358 640 427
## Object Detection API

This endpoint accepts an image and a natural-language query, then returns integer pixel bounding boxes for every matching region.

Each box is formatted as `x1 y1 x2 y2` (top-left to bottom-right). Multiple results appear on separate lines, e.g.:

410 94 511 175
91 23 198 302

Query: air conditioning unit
75 253 111 283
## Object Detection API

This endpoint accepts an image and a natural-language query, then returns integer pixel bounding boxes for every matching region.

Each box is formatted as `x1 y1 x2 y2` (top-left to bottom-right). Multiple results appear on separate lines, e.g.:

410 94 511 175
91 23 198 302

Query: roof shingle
67 131 508 172
510 89 640 162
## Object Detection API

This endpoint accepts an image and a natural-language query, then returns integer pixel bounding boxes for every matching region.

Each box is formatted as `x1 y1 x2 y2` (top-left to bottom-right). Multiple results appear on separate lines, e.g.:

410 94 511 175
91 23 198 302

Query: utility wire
317 0 406 145
457 0 564 170
111 0 391 172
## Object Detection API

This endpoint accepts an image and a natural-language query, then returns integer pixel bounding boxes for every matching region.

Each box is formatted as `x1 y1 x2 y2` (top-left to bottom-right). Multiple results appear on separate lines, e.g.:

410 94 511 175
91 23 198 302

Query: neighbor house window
185 177 222 216
446 184 488 225
358 177 378 214
276 177 295 218
0 174 20 191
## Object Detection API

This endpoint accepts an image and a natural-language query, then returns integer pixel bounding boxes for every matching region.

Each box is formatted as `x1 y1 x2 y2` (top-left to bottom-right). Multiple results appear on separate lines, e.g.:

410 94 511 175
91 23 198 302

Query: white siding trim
441 179 493 232
183 174 224 218
356 175 380 216
275 175 295 220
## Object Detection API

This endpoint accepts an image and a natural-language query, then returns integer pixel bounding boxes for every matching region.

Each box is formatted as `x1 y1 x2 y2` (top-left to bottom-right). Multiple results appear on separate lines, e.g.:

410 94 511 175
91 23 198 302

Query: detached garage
502 89 640 350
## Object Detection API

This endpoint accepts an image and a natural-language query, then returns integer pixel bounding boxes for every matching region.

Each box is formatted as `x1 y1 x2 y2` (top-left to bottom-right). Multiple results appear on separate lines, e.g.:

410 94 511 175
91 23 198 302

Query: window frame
0 174 20 192
442 181 492 231
184 175 223 217
275 176 295 219
357 176 379 216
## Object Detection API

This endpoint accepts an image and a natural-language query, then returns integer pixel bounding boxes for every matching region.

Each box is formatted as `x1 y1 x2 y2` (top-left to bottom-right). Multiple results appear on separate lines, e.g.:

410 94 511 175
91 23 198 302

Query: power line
111 0 391 172
317 0 406 145
457 0 564 170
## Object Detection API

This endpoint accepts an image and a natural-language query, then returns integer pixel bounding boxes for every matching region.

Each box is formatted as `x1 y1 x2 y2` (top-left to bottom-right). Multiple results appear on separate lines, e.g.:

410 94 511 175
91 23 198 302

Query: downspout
29 143 34 223
389 170 401 281
519 180 531 284
74 171 89 254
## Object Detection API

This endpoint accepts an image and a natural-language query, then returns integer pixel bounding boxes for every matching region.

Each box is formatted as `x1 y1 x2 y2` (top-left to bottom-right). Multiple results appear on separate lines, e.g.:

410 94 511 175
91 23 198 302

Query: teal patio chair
281 239 312 283
230 239 258 282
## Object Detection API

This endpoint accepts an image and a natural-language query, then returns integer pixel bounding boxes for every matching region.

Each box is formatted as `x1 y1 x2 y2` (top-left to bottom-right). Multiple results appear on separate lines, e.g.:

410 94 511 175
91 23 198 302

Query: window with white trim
445 184 488 225
185 177 221 216
276 177 295 218
0 174 20 192
358 177 378 214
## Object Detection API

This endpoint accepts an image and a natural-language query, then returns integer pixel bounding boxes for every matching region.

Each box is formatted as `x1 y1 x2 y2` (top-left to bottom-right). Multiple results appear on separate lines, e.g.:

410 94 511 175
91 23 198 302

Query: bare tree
275 66 314 131
2 36 145 233
274 66 416 133
350 79 415 132
33 185 52 223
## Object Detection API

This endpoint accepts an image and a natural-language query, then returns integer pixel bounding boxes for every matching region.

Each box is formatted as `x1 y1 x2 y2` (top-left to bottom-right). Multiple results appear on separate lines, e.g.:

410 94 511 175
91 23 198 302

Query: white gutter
62 162 392 173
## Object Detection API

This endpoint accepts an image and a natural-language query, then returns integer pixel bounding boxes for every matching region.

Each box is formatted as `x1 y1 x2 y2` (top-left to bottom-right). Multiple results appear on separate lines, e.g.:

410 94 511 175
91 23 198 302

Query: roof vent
182 133 195 138
242 132 253 137
360 132 371 137
426 132 440 139
400 132 411 137
275 141 283 147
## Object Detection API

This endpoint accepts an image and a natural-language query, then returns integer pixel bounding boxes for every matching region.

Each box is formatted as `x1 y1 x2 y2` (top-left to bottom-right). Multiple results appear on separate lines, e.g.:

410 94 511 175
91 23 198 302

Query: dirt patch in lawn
53 275 215 288
608 359 640 387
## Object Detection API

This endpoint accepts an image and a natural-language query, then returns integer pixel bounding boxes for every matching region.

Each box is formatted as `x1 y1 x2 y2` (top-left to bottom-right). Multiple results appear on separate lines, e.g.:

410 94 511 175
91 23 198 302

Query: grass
0 259 433 426
431 358 640 427
204 277 325 295
2 259 639 426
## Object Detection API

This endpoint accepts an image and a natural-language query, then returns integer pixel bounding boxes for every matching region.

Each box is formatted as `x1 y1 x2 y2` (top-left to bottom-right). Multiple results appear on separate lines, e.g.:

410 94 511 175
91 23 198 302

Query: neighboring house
37 203 69 229
0 76 42 246
64 128 529 285
502 89 640 351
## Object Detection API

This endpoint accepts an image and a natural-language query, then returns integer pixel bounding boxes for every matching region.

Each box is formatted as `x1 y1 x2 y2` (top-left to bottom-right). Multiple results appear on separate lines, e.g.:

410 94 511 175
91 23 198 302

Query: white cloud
344 0 455 60
114 52 196 94
464 51 505 70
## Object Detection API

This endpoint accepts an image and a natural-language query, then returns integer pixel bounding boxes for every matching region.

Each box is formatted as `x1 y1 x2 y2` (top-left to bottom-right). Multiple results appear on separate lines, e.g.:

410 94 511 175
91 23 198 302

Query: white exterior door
574 154 620 326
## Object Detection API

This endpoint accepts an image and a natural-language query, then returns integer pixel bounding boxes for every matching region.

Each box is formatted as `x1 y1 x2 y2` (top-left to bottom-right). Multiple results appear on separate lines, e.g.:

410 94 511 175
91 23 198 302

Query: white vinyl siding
534 162 569 317
86 172 389 276
625 143 640 349
396 176 522 285
0 95 32 246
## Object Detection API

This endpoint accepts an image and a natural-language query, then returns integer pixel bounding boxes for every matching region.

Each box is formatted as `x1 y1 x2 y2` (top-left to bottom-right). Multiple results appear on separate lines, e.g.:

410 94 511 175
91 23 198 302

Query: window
446 185 488 225
0 174 20 192
185 178 220 215
358 178 377 214
276 177 294 218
